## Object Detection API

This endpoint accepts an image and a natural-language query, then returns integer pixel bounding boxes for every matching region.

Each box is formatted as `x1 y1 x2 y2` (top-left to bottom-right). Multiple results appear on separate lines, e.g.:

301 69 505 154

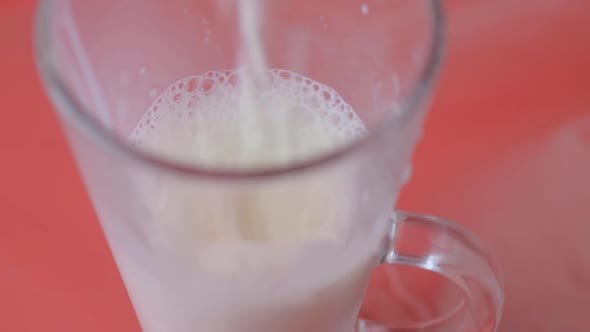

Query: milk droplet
139 66 148 77
361 4 369 15
149 88 159 99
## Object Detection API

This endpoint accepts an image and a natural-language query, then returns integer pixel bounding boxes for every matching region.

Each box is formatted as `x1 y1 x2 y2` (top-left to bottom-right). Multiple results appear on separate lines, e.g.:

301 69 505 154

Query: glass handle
361 211 504 332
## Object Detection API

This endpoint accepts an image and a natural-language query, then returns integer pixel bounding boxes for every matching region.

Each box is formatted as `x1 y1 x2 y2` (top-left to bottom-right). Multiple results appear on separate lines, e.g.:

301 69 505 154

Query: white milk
123 69 382 332
119 1 384 331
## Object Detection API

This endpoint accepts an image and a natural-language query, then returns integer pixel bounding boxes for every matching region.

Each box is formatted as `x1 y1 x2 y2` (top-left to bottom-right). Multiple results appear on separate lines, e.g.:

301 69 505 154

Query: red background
1 0 589 331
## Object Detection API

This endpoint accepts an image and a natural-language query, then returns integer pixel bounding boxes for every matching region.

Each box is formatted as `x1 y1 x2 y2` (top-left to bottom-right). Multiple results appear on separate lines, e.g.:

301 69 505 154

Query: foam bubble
139 65 148 77
361 3 369 15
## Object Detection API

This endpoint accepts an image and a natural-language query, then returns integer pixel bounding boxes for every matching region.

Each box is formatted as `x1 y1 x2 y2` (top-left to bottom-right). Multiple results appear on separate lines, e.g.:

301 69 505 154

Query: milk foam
130 69 366 169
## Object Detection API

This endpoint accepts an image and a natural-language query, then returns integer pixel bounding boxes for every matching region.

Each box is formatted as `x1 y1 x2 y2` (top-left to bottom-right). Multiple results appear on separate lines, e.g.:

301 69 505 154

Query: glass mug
35 0 503 331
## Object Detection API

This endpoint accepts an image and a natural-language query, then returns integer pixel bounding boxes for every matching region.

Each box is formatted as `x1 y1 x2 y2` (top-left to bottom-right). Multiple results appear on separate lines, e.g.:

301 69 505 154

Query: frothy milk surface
130 69 366 169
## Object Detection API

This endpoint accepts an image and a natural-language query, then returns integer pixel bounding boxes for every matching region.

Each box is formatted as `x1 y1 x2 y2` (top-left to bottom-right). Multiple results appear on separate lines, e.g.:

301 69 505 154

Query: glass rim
34 0 446 181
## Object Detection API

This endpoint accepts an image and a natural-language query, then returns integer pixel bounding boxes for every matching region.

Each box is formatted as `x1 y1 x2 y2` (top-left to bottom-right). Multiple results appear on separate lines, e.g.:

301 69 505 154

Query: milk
118 1 383 331
122 69 383 332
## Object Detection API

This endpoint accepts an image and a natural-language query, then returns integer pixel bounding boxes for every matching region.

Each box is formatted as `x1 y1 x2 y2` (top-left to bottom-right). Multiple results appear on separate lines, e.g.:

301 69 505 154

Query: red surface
1 1 590 331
